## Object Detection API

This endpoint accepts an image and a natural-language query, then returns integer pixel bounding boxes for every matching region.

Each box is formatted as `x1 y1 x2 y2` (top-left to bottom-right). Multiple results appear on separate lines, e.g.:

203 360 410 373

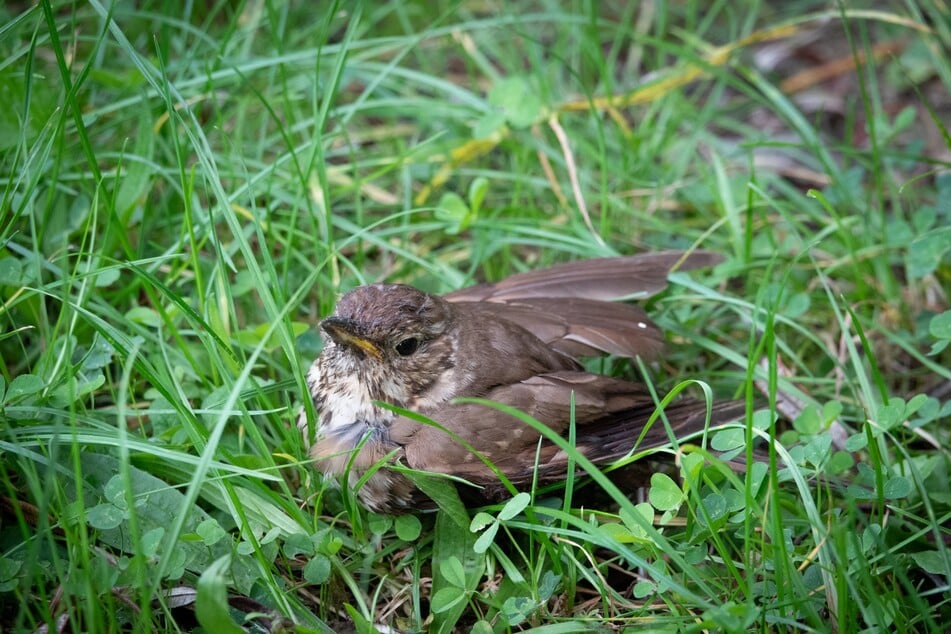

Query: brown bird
298 251 742 513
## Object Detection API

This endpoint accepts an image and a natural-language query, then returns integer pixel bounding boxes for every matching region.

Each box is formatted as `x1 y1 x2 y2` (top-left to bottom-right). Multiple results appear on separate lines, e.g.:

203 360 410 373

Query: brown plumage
299 251 741 512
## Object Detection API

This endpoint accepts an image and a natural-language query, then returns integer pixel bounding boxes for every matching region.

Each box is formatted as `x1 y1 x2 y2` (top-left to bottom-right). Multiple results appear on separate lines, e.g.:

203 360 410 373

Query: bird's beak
321 317 383 360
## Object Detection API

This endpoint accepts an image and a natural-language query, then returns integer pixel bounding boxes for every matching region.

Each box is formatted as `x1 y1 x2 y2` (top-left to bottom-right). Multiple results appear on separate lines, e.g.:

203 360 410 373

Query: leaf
885 217 915 247
632 580 655 599
125 306 162 328
473 521 499 554
700 493 728 525
822 401 843 426
903 394 930 419
195 555 244 634
680 451 706 481
405 470 469 528
314 528 343 556
911 202 937 234
467 176 488 214
538 570 561 601
165 551 187 581
439 556 467 588
648 473 685 512
366 513 392 536
929 310 951 339
234 321 308 351
751 408 775 430
343 603 376 634
598 521 635 544
0 257 23 285
711 428 745 451
48 377 85 408
472 111 507 139
498 492 531 521
0 556 22 592
68 454 225 576
197 519 227 547
469 512 495 532
394 514 422 541
470 620 493 634
5 374 44 403
845 432 868 452
685 545 707 565
87 503 125 530
282 533 313 559
104 474 126 507
722 488 746 513
783 292 810 319
861 524 882 554
94 266 120 287
803 434 832 467
701 600 761 631
906 226 951 278
76 373 106 400
900 455 939 482
883 475 912 499
435 192 471 234
501 595 536 627
909 396 941 425
793 405 821 435
231 271 256 297
911 550 950 576
430 587 466 614
141 527 165 557
748 461 768 498
786 445 805 466
828 451 854 473
892 105 916 133
431 509 484 633
302 554 331 585
619 502 654 540
489 76 543 128
876 399 905 431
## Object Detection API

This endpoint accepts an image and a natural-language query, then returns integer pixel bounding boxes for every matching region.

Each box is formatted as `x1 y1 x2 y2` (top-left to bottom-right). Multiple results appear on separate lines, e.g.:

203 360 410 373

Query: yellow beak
321 318 383 360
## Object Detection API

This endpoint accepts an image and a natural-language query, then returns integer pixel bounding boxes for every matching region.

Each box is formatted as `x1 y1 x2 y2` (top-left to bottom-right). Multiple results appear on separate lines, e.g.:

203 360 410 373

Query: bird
297 251 742 513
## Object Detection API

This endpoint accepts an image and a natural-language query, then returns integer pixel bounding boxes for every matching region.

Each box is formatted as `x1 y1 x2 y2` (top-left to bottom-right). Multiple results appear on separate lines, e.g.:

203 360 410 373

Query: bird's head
318 284 456 405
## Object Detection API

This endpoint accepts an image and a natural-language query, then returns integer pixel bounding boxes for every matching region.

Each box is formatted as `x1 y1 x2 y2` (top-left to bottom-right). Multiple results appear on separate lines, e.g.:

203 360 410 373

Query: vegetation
1 1 949 631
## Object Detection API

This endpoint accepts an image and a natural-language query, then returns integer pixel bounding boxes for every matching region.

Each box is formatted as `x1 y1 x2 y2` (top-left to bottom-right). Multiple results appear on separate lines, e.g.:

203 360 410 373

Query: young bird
298 251 740 512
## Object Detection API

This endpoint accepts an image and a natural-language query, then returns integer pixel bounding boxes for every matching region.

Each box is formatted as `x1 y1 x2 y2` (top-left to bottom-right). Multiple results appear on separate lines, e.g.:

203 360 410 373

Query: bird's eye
394 337 420 357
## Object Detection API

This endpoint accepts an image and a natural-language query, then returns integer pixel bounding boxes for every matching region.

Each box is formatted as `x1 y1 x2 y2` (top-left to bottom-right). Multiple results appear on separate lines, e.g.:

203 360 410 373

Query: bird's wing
389 371 744 486
443 251 721 303
464 298 666 360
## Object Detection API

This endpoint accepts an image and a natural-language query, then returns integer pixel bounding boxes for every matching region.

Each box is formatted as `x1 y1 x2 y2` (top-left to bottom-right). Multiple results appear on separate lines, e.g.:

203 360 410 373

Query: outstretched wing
462 298 665 360
444 251 721 303
444 251 720 360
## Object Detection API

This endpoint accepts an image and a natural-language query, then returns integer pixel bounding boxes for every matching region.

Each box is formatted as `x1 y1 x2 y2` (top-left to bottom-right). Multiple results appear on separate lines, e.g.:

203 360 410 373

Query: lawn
1 1 949 632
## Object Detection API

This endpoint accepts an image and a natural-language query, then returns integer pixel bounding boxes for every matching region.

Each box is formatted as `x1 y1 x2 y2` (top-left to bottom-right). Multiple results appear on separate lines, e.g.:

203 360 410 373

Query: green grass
2 0 950 631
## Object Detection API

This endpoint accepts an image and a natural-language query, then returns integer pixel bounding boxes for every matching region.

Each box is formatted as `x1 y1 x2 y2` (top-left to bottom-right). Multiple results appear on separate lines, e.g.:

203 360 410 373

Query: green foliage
1 0 949 631
470 492 531 554
196 556 246 634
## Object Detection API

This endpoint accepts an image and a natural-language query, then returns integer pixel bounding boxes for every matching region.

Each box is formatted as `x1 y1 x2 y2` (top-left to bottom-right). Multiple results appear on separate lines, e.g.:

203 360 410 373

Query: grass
1 0 950 631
